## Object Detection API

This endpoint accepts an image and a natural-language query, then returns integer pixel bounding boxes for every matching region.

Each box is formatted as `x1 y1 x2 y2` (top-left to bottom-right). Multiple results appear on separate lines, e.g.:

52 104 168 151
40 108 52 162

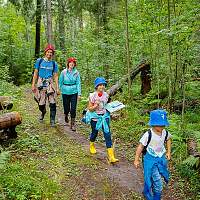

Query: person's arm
134 143 144 168
53 62 60 95
32 59 40 92
88 100 99 112
54 73 60 95
32 69 38 92
76 73 81 100
166 138 172 160
59 71 63 90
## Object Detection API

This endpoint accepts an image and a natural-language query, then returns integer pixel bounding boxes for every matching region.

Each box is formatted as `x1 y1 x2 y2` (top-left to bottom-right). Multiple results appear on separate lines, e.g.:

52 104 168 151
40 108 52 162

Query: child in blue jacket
134 109 172 200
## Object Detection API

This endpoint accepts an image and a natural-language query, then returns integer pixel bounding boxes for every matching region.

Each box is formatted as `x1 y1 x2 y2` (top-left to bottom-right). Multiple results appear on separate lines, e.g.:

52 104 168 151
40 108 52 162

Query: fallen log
0 112 22 139
107 60 150 97
0 112 22 129
172 100 200 114
0 96 13 110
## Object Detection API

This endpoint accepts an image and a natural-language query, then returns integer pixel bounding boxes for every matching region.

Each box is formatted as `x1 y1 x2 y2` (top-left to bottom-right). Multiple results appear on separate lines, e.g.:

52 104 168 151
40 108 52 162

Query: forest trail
57 107 144 193
56 108 182 200
21 88 183 200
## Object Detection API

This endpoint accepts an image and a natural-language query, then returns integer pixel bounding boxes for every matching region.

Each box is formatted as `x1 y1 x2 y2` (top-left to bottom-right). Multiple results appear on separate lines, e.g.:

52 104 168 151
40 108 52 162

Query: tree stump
140 63 151 95
187 138 200 157
0 96 13 110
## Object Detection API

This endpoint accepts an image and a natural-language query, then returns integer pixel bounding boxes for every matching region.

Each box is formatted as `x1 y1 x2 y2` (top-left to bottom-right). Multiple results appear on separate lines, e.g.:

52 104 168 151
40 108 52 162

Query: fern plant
182 155 199 169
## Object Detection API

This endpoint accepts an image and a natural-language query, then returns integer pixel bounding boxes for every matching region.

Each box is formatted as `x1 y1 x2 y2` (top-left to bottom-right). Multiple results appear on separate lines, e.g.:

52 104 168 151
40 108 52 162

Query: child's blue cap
149 109 169 126
94 77 107 88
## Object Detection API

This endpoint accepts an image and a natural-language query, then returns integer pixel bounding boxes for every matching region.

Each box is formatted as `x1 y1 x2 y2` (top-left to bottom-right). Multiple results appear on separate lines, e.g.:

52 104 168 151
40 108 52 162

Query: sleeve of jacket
76 73 81 96
59 71 64 90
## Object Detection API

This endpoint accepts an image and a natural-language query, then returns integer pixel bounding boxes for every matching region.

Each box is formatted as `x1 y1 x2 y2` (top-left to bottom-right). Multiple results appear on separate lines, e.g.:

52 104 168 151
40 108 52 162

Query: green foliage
0 162 59 200
0 150 10 169
182 155 199 169
177 163 200 196
0 65 10 81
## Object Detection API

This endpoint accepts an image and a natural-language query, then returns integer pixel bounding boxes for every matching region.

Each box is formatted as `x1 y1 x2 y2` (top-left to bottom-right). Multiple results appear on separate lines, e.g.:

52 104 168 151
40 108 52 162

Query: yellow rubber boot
90 142 96 154
107 148 119 163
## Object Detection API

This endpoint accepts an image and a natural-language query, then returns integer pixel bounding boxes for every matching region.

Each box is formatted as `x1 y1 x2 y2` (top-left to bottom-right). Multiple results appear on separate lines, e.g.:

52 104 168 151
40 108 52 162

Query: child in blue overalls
134 109 172 200
87 77 118 163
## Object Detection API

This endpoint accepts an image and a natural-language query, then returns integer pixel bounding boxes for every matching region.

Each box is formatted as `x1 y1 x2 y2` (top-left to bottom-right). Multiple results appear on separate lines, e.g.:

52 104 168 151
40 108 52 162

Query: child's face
153 126 165 134
96 84 105 92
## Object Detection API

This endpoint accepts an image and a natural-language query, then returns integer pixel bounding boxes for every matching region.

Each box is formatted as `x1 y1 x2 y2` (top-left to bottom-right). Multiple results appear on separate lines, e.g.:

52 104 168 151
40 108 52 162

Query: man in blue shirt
32 44 60 127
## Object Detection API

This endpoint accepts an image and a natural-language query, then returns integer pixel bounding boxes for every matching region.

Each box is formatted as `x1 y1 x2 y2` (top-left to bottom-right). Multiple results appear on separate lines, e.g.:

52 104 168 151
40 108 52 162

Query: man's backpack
142 129 169 155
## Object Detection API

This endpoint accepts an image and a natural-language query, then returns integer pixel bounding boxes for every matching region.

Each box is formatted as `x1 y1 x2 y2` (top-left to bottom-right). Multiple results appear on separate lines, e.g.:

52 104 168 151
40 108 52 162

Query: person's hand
56 89 61 95
93 102 99 109
134 160 140 168
32 84 36 93
78 96 81 101
166 152 171 160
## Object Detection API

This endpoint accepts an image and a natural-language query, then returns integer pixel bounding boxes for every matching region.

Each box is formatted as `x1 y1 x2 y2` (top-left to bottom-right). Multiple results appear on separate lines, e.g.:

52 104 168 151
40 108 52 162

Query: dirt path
56 105 185 200
57 107 144 194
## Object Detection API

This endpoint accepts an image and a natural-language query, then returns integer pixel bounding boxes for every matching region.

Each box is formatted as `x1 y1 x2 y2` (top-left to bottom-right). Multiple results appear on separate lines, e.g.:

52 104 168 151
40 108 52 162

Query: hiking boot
50 103 56 128
38 105 46 122
70 118 76 131
65 114 69 123
107 148 119 163
39 112 45 122
50 120 55 127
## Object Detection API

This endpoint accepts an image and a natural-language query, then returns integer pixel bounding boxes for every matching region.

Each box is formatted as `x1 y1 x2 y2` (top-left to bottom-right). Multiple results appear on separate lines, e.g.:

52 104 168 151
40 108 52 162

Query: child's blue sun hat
94 77 107 88
149 109 169 126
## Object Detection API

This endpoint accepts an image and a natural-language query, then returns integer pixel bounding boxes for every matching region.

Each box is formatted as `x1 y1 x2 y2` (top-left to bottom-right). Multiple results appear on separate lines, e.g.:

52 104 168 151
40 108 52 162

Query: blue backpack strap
38 58 43 73
52 60 56 75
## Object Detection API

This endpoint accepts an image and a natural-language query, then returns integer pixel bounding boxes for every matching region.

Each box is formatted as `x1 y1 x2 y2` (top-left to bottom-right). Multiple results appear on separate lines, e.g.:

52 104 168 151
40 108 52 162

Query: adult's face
68 62 75 70
45 50 53 60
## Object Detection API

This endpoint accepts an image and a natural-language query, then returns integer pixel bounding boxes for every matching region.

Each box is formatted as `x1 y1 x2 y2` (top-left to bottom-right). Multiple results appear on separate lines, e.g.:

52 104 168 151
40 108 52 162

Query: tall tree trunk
102 0 110 80
125 0 131 98
57 0 65 51
46 0 53 44
35 0 42 58
156 0 163 108
181 62 186 131
167 0 173 110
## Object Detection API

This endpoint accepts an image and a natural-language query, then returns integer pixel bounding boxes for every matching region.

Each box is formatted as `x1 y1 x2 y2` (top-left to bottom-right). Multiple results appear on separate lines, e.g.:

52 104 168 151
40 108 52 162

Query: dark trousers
90 119 112 148
39 103 56 121
62 93 78 118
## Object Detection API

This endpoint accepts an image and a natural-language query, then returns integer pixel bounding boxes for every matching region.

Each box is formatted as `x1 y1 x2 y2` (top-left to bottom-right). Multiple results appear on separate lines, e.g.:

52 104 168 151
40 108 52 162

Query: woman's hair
67 57 77 67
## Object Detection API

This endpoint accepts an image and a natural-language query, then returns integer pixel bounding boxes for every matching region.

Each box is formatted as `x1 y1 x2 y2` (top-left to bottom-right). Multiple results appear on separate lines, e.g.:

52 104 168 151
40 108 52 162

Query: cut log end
0 112 22 130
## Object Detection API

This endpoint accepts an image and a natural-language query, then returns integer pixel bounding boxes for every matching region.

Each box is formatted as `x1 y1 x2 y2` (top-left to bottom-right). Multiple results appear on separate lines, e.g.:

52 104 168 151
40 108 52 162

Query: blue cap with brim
94 77 107 88
148 109 169 126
